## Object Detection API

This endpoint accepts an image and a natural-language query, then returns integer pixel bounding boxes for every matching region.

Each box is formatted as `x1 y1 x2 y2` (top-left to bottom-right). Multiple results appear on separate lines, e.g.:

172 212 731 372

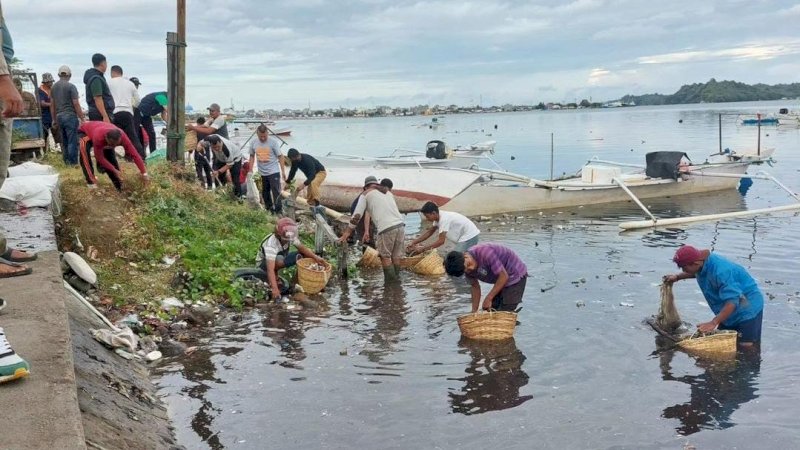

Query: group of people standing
35 53 169 191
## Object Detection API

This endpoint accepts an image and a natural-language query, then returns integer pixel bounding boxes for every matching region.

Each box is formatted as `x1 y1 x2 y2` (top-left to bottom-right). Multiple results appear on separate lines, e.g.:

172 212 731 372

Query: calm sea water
156 102 800 449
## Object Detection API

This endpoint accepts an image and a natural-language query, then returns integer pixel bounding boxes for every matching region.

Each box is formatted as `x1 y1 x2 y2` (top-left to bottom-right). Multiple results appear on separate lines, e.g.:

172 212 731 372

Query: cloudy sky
6 0 800 109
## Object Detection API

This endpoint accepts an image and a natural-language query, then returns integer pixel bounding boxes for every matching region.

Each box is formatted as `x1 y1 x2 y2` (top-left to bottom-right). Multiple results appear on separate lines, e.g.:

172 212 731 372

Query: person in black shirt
285 148 326 206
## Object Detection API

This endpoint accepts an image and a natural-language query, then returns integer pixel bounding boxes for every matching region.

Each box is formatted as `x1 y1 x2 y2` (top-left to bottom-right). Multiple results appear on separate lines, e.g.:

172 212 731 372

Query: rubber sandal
0 262 32 278
1 248 37 263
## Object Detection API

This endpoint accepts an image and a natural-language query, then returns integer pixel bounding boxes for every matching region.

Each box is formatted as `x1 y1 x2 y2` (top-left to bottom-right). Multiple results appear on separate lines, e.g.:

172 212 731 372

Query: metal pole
718 113 722 154
549 132 554 180
757 113 761 156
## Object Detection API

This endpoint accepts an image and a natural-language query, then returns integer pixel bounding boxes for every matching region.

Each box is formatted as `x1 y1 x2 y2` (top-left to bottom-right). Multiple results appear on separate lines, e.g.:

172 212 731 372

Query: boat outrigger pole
618 171 800 230
612 177 658 223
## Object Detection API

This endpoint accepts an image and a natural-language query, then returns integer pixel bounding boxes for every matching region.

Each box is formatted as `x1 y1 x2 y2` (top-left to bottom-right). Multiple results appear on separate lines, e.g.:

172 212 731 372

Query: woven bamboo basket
399 251 428 269
357 246 381 268
457 311 518 340
410 250 445 276
677 329 737 355
185 129 198 151
296 258 332 294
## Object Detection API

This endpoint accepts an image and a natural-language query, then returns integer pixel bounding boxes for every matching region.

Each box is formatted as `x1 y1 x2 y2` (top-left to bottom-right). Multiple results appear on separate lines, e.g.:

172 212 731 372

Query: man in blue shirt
664 245 764 346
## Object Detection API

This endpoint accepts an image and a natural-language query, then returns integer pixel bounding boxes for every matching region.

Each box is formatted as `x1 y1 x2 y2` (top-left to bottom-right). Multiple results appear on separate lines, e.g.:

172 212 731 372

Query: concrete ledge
0 208 86 449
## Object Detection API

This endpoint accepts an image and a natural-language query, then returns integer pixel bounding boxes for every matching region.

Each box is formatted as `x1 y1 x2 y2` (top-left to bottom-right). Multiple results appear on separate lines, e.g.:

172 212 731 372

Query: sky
6 0 800 110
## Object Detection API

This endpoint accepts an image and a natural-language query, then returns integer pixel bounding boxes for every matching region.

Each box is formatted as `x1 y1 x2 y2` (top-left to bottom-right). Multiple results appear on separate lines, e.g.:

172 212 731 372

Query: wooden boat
317 140 495 169
292 151 761 216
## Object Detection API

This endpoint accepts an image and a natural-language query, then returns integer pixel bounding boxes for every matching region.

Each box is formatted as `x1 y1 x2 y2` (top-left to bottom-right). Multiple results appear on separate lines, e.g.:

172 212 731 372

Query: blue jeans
721 310 763 344
58 115 79 165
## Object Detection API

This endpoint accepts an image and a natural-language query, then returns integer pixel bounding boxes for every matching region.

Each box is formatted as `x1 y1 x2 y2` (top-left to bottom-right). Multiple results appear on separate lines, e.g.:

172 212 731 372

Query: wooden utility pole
166 0 187 161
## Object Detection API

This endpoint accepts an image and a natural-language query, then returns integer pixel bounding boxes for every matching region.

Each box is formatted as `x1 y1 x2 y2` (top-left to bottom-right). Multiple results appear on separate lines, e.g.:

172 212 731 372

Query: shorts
376 224 405 260
489 276 527 311
454 235 479 253
721 310 763 343
259 252 299 271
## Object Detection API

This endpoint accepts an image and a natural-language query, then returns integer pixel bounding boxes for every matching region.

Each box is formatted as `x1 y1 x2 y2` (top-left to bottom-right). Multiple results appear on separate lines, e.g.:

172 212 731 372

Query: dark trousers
113 111 145 160
489 276 527 311
57 114 79 165
140 114 157 153
87 110 104 121
195 156 213 189
261 173 282 213
79 134 123 191
132 107 142 152
213 160 243 197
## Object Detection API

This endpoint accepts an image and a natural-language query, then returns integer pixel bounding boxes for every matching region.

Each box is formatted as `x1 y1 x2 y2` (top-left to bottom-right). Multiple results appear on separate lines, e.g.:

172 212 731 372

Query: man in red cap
256 217 326 300
664 245 764 347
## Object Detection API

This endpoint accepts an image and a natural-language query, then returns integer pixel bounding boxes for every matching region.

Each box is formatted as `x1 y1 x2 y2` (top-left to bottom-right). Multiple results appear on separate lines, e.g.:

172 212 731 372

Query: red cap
673 245 702 268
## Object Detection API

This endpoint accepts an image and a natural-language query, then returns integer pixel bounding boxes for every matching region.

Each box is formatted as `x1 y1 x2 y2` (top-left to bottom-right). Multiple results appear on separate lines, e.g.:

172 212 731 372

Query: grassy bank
51 155 275 316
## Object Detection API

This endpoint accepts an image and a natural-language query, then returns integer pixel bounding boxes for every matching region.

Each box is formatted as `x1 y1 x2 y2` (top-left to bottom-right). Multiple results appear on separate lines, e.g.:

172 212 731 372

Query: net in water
656 282 682 331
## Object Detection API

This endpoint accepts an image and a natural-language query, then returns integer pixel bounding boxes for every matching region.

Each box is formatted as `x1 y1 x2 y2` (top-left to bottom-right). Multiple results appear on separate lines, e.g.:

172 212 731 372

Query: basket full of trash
297 258 332 294
457 311 518 340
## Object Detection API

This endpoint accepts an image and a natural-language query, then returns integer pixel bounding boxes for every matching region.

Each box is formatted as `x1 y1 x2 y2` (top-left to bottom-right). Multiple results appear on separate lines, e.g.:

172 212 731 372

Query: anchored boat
317 140 496 169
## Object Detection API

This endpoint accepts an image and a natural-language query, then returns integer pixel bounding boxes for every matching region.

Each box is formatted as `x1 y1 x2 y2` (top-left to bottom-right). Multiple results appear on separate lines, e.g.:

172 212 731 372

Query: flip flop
0 262 32 278
1 248 37 263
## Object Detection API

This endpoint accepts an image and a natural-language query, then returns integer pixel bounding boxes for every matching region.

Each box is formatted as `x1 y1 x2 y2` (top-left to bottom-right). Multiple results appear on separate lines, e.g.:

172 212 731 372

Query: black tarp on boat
645 151 690 180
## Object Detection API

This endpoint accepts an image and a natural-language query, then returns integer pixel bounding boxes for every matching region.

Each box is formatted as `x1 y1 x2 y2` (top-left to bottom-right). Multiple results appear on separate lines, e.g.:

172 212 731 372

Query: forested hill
619 79 800 105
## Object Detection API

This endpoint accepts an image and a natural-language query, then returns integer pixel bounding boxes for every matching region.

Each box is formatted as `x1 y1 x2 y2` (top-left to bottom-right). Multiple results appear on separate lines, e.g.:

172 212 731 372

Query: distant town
203 99 630 121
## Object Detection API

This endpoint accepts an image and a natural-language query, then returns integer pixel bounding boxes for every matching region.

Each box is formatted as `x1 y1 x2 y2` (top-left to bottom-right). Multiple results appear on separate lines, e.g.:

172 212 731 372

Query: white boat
777 108 800 127
317 140 496 169
292 151 758 216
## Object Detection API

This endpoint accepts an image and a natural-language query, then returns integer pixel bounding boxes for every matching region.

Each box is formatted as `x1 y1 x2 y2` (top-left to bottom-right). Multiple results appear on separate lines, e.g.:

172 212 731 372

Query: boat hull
442 162 750 216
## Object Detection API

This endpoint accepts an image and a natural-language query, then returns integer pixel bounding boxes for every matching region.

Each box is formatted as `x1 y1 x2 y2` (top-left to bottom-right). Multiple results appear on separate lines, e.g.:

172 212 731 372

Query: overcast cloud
6 0 800 109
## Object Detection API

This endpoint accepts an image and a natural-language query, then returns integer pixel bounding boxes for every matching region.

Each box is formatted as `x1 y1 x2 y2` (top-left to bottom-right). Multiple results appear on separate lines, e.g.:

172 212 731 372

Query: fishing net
656 282 682 331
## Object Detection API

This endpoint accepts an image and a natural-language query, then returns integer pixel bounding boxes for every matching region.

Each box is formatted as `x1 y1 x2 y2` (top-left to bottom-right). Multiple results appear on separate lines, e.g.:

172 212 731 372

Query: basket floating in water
457 311 518 340
677 329 737 355
410 251 445 276
399 251 427 269
296 258 332 294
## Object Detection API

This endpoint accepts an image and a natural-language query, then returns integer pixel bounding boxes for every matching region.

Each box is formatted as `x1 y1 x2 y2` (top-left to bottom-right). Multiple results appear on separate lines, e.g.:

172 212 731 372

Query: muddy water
156 103 800 449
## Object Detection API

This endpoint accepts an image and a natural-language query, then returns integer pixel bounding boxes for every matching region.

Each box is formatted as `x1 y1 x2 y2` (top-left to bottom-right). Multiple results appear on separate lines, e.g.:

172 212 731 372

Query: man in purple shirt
445 243 528 312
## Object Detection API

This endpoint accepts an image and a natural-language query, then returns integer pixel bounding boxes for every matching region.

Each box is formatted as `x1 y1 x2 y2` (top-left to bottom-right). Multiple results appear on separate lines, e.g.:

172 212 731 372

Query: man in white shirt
339 176 405 282
107 65 144 159
408 201 480 254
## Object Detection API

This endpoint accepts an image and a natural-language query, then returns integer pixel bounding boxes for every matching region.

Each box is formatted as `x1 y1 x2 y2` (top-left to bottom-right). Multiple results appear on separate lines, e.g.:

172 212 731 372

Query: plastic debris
161 297 185 310
62 251 97 285
619 302 635 307
145 351 163 362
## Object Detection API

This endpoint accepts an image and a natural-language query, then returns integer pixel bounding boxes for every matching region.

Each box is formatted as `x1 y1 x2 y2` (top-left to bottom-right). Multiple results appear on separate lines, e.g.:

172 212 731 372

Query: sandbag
8 162 57 177
656 282 681 331
0 174 59 207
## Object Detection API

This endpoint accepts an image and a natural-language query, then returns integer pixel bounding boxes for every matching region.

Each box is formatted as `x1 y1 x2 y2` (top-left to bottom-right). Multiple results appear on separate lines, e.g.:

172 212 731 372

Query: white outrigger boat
293 150 794 217
316 140 495 169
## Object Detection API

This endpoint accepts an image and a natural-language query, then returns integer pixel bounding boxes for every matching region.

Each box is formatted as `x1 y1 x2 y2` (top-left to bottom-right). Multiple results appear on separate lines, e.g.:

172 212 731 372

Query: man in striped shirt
445 243 528 312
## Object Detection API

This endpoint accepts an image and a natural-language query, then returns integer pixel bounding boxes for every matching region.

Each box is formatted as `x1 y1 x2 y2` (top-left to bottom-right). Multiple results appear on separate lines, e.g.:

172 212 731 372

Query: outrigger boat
292 150 796 220
317 140 496 169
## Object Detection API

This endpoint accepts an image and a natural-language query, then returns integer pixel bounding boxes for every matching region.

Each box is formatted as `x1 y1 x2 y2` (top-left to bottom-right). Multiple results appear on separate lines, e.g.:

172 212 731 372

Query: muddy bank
67 287 182 450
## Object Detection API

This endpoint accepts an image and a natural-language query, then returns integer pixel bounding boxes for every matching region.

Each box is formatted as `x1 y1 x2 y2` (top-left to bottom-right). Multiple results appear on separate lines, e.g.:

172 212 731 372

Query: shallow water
155 102 800 449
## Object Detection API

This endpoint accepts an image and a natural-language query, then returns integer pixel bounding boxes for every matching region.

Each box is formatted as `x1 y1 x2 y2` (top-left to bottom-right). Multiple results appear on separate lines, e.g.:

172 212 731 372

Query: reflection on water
657 344 761 436
448 338 532 415
155 106 800 449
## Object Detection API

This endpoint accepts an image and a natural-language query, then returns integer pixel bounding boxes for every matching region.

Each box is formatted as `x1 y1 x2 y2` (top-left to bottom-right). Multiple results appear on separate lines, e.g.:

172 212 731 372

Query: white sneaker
0 328 30 383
